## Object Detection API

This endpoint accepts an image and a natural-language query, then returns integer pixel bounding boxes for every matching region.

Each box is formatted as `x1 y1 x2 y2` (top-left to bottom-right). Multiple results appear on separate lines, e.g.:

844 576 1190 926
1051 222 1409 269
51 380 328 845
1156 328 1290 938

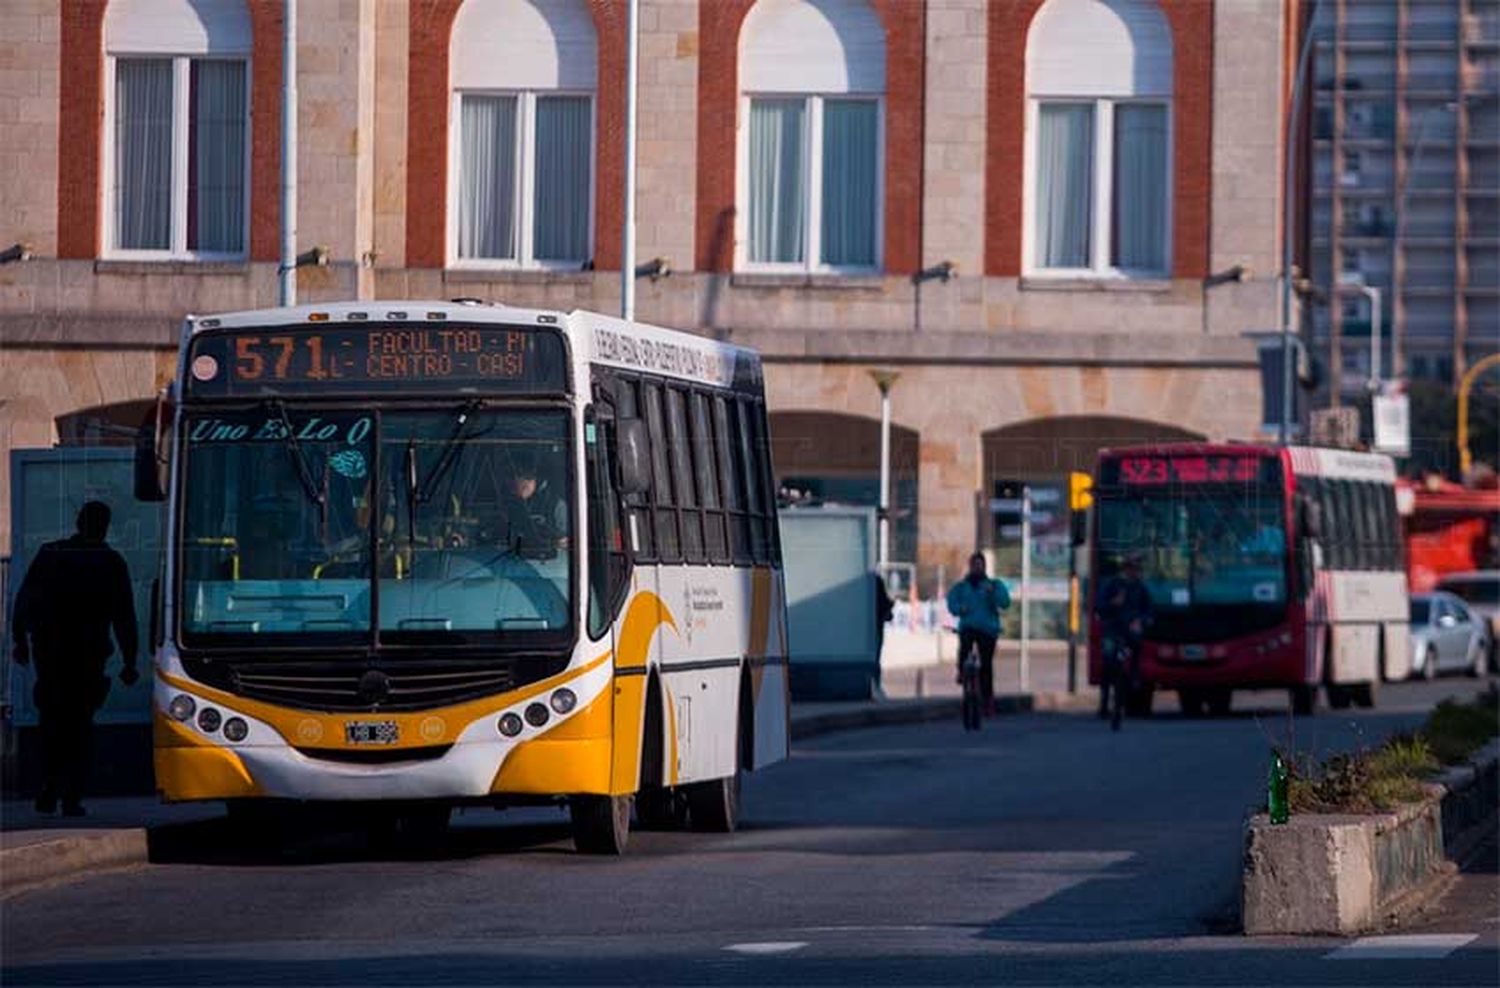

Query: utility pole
1279 1 1321 443
868 369 900 567
621 0 639 322
279 0 297 307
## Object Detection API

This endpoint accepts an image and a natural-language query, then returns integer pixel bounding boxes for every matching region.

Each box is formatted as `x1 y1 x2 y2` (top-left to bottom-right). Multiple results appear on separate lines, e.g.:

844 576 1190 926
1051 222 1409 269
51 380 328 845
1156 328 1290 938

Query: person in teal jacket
946 552 1011 712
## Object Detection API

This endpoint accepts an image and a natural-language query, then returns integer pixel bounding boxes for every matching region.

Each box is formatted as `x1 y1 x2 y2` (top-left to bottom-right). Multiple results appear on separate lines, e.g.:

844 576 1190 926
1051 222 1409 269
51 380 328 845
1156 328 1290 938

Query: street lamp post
868 369 900 568
1458 353 1500 477
279 0 298 307
1336 275 1382 394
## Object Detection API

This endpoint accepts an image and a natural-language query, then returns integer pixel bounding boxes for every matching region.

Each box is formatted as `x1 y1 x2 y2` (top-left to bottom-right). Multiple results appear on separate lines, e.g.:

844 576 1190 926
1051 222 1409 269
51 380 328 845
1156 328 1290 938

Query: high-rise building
1308 0 1500 396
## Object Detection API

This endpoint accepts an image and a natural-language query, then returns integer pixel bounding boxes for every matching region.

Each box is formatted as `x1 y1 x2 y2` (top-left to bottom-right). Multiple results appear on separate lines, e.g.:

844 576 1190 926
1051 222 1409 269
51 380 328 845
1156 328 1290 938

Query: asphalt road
3 677 1496 986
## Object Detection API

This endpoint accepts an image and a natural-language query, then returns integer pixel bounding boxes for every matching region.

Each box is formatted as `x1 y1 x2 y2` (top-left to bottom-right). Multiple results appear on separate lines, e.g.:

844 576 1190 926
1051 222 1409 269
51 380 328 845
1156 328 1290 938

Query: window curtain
115 59 174 251
821 99 878 268
190 60 247 253
533 95 592 263
1112 103 1169 272
1035 103 1093 269
458 95 518 260
748 98 806 264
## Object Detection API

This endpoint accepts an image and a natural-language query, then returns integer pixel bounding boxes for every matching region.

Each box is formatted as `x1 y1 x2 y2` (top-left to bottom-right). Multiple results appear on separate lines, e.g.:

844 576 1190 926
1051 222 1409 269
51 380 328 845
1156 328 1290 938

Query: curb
790 694 1034 741
0 829 147 897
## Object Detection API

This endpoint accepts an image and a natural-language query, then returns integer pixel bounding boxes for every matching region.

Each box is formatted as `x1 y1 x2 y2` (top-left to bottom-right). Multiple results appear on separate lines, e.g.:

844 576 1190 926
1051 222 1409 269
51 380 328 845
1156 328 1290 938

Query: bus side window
615 376 656 561
1379 484 1400 570
750 401 781 565
585 406 620 639
642 382 681 562
1319 479 1342 570
736 398 769 564
690 390 728 564
665 386 705 563
713 394 752 565
1359 482 1381 571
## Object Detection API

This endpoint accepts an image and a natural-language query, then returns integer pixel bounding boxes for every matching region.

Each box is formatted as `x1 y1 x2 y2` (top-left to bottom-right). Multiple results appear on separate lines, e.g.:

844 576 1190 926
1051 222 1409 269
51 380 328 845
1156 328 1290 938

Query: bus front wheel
570 795 631 855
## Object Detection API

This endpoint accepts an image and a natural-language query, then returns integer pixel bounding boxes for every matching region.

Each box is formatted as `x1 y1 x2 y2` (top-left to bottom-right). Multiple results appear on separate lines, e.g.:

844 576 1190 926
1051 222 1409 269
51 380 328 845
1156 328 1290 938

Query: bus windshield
1096 485 1289 642
179 406 572 648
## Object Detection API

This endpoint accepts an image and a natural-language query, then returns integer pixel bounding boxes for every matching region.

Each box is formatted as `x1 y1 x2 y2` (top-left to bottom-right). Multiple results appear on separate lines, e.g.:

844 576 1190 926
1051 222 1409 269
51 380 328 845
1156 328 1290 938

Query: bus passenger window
643 383 680 561
612 376 655 561
691 391 727 563
714 395 751 564
736 398 769 564
666 387 704 563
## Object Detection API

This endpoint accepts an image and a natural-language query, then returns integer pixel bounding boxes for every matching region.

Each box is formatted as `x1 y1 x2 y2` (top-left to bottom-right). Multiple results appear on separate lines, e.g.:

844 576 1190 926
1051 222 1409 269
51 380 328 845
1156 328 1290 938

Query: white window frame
1022 96 1173 280
102 53 251 262
734 92 885 275
446 89 597 271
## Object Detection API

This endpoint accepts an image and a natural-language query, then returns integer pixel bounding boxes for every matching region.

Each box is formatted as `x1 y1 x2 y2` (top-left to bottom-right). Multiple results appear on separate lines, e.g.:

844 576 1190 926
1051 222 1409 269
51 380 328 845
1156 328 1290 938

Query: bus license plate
345 721 399 745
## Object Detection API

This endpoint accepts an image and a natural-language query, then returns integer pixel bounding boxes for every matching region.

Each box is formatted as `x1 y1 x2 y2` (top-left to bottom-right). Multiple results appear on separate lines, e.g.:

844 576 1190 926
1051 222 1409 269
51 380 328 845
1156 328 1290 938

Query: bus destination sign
1116 454 1264 486
185 324 568 397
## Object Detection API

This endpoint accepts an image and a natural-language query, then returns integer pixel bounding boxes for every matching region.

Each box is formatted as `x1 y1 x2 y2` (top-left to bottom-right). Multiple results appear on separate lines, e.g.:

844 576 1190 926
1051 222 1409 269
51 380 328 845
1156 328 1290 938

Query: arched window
1025 0 1172 277
450 0 597 268
104 0 251 258
739 0 884 272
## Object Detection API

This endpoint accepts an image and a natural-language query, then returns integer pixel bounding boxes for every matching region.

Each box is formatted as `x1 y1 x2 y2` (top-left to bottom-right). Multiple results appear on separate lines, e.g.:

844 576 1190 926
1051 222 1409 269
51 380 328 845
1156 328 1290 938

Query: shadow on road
147 816 575 867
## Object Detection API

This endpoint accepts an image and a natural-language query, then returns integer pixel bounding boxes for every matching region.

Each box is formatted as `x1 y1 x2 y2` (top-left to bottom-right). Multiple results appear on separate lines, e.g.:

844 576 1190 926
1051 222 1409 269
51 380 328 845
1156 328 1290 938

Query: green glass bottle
1268 751 1290 825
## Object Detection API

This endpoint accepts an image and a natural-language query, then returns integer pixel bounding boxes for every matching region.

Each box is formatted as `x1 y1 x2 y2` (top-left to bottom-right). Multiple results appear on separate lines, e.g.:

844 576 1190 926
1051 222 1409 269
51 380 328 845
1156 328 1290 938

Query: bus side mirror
134 424 166 502
1298 496 1322 540
134 389 170 502
616 417 651 497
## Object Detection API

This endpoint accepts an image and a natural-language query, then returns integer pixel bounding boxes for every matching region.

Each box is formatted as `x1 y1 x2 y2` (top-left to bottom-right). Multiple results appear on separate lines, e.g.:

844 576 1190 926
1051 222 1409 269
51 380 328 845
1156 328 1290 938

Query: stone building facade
0 0 1296 590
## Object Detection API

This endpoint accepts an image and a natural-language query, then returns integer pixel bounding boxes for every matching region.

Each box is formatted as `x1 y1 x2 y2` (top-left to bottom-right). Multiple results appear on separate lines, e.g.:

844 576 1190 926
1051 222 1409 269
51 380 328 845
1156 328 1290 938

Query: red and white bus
1088 444 1409 715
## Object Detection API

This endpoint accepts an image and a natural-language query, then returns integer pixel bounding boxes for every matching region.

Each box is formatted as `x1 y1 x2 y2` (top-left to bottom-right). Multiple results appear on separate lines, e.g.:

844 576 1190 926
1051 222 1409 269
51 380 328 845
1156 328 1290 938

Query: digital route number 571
235 336 340 382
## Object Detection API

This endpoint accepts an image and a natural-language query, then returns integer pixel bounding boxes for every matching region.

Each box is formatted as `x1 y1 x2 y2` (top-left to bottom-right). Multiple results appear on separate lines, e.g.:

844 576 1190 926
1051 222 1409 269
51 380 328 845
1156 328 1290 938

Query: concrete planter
1241 740 1498 936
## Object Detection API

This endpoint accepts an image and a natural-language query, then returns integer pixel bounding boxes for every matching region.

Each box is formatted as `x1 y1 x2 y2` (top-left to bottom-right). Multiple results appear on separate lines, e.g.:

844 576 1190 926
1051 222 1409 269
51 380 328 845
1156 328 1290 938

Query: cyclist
946 552 1010 715
1094 553 1152 721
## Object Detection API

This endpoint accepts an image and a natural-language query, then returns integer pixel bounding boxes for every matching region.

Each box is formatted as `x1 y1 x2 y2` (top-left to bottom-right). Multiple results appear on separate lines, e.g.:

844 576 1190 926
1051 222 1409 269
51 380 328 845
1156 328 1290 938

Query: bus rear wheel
1178 690 1207 718
1290 684 1319 716
570 795 631 855
1206 689 1233 717
686 773 740 833
1350 681 1377 709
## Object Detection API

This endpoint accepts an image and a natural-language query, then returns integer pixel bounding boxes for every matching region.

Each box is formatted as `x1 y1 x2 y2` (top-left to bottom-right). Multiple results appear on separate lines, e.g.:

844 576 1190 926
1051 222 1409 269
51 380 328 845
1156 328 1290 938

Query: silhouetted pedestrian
11 501 138 816
872 571 894 697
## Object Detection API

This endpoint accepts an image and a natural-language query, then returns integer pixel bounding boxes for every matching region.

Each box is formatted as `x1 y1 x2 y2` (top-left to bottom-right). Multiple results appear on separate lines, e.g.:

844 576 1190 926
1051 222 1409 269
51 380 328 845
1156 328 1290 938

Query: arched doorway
769 410 919 565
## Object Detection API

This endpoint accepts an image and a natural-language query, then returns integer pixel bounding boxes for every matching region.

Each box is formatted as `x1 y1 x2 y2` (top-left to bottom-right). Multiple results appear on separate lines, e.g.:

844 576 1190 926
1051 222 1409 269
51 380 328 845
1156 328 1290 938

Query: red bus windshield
1095 455 1289 642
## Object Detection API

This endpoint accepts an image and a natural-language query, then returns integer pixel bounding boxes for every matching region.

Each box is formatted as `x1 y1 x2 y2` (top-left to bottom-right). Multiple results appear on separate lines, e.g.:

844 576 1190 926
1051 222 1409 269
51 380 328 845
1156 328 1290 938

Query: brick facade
55 0 283 262
405 0 628 270
694 0 926 274
983 0 1214 279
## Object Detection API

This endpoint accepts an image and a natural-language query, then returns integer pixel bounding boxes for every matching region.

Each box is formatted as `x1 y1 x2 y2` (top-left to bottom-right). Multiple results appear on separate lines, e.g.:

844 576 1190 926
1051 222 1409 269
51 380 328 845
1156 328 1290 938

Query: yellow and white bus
138 300 789 853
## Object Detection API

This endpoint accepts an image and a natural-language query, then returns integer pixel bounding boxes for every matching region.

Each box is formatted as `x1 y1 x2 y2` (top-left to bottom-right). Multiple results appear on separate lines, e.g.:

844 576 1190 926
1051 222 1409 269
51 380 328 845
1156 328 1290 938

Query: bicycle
960 642 983 732
1102 636 1137 732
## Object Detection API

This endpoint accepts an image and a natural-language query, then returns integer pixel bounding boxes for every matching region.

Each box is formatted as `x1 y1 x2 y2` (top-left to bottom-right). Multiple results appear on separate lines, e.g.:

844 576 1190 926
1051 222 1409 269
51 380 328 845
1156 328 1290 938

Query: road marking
1324 934 1477 960
724 942 808 956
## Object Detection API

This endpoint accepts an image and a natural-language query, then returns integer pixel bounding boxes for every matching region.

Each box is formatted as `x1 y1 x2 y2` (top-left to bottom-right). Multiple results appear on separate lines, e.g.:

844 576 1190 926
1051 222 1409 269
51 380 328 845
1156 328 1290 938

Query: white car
1409 592 1491 680
1435 571 1500 673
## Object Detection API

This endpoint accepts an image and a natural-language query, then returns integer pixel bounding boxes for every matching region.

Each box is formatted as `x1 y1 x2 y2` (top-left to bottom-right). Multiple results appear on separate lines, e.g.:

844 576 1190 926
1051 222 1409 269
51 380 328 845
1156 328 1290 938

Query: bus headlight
168 694 196 722
550 688 577 715
497 712 524 737
223 717 249 743
197 707 222 733
524 702 550 728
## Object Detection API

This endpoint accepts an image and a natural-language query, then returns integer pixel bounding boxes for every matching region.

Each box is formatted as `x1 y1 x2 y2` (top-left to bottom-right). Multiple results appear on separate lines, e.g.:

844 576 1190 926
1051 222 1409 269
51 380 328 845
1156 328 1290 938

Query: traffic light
1069 471 1093 511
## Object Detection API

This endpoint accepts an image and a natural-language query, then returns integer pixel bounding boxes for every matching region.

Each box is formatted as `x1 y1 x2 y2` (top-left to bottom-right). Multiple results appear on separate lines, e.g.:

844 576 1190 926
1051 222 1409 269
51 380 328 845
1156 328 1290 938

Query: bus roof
178 300 763 391
1096 442 1396 483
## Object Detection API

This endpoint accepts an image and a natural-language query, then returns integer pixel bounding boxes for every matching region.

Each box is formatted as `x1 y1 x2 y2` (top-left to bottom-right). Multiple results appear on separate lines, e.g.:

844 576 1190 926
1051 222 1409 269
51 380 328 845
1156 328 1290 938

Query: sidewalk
0 672 1093 894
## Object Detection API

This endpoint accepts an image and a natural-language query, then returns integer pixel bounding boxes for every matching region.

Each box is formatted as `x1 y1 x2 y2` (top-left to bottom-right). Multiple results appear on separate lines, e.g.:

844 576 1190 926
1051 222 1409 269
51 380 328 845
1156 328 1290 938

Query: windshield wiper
414 401 482 506
268 401 326 507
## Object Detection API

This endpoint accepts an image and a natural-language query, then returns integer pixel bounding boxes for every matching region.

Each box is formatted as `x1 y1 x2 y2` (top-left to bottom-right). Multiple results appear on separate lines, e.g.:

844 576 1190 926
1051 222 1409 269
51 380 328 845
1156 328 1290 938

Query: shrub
1423 687 1499 765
